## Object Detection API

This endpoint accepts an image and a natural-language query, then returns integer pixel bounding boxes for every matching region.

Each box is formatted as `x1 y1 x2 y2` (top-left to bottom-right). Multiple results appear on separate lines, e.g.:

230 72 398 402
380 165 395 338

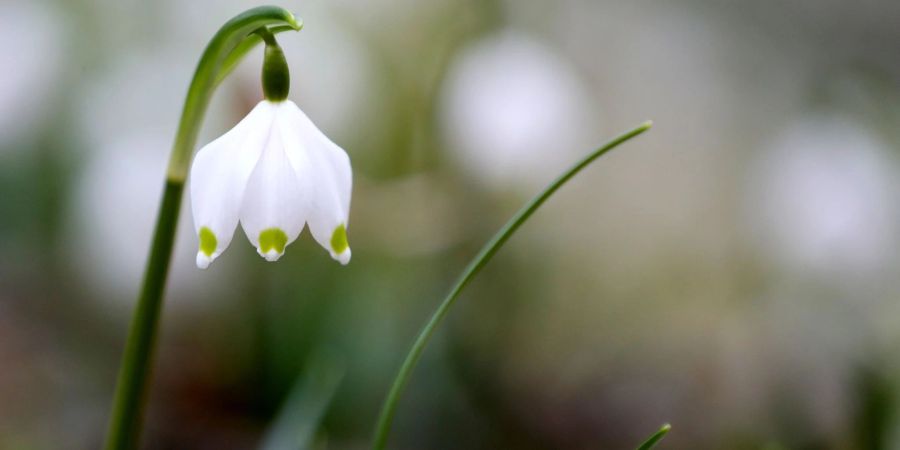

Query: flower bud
260 32 290 101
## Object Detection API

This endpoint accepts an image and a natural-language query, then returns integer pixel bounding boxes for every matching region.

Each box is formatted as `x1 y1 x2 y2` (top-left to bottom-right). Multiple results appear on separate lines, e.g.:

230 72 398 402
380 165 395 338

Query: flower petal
239 104 308 261
279 101 352 264
190 101 273 269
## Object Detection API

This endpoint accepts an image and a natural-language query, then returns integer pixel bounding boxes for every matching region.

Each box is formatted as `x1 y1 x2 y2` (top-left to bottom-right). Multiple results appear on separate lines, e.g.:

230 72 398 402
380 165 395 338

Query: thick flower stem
103 180 183 450
102 7 301 450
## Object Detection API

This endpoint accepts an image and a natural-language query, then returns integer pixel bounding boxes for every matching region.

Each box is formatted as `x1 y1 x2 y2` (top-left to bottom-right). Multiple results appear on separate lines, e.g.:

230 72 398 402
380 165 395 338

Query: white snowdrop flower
190 34 352 269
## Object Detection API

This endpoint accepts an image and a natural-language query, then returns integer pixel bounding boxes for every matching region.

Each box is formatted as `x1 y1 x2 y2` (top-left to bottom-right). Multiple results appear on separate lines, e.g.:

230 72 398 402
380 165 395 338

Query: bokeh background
2 0 900 448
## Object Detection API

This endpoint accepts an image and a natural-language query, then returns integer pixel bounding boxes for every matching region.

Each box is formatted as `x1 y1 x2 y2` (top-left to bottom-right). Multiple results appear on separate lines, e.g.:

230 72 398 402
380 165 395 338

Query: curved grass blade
371 121 653 450
636 423 672 450
260 351 344 450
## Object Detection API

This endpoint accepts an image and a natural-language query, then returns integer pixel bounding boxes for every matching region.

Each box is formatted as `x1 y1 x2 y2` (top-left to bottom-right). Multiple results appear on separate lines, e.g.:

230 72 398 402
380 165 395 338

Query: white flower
190 100 352 269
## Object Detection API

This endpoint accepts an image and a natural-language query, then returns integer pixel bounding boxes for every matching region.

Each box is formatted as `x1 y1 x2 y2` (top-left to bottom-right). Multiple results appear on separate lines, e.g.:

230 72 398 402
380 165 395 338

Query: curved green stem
103 7 300 450
371 121 653 450
216 24 300 87
166 6 301 181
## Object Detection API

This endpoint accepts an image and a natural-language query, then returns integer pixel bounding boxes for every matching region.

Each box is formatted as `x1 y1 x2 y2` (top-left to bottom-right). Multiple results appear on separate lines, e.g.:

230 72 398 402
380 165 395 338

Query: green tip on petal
197 227 219 269
199 227 218 256
258 228 288 261
330 224 351 265
331 224 349 253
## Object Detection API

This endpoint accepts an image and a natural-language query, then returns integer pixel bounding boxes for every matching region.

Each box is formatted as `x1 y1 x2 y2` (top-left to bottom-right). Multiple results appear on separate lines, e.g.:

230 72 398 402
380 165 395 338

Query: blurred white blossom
747 115 900 277
69 52 231 310
0 2 64 158
69 133 232 309
439 30 600 189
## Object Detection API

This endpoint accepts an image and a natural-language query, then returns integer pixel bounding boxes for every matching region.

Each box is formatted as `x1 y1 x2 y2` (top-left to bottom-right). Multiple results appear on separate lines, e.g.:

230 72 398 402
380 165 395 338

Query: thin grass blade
636 423 672 450
371 121 653 450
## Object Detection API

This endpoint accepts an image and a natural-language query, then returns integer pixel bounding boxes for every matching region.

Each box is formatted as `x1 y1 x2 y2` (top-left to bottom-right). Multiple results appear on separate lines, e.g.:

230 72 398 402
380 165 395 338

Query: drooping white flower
189 99 352 269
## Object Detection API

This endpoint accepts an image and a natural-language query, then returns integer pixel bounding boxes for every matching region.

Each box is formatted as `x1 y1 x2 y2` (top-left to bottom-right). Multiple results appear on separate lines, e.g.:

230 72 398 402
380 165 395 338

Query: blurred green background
2 0 900 448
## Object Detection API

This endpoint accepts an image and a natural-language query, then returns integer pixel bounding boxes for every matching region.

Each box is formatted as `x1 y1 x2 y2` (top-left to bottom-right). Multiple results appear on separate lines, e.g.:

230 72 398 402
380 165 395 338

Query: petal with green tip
279 101 352 265
239 101 308 261
190 101 274 269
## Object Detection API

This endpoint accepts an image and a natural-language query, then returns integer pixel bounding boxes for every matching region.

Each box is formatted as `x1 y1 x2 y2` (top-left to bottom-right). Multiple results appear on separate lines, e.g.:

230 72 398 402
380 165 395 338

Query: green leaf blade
636 423 672 450
371 121 653 450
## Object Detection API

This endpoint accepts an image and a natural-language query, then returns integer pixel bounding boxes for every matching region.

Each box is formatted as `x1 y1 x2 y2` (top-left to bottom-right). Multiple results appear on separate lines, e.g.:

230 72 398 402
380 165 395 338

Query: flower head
189 34 351 269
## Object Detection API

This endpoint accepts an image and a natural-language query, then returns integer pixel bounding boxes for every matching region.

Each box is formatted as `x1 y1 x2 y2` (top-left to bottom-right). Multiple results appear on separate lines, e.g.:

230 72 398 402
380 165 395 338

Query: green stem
371 122 653 450
103 7 300 450
102 181 182 449
166 7 302 181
